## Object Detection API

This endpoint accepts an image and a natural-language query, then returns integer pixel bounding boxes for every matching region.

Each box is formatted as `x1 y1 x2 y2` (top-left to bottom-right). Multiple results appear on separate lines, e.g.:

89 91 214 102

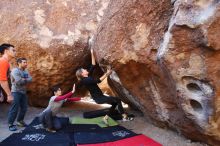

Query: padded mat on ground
83 108 122 120
70 116 118 128
70 124 102 132
77 134 162 146
74 125 137 144
23 117 74 133
0 132 72 146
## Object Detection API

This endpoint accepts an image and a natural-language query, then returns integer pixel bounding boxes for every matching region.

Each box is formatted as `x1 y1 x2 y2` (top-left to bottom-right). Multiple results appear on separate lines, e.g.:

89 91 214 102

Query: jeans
38 110 63 130
93 95 125 115
8 92 28 125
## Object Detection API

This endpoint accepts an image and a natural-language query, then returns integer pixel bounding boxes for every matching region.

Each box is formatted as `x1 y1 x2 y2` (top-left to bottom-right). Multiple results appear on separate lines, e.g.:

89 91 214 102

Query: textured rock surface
1 0 220 145
161 0 220 144
92 0 220 145
0 0 110 106
93 0 173 123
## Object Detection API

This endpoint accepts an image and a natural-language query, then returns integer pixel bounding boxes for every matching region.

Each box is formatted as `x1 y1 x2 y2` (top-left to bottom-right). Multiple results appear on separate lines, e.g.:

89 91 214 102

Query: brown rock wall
92 0 220 145
0 0 110 106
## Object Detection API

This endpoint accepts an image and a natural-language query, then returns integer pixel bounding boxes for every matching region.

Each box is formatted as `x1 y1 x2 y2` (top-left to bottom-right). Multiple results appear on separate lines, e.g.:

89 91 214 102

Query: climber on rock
76 48 133 126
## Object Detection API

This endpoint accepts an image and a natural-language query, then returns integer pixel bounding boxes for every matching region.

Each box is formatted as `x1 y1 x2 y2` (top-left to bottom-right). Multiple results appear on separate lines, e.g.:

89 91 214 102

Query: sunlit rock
92 0 220 145
0 0 110 106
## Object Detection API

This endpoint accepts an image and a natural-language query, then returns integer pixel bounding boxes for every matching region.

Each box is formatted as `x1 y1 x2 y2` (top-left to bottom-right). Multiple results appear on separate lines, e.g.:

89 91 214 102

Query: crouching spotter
38 84 80 132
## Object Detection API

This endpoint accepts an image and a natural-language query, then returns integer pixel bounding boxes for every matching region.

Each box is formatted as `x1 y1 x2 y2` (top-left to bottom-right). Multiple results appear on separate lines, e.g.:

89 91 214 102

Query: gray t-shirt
42 96 66 116
11 68 32 94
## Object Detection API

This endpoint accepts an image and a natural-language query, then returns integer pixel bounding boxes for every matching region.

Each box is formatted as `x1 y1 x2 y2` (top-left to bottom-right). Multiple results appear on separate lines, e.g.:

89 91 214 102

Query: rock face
0 0 110 106
2 0 220 145
93 0 220 145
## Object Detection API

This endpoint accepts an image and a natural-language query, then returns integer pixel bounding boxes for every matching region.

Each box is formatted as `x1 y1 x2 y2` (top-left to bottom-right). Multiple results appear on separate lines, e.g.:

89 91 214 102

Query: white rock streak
149 80 169 121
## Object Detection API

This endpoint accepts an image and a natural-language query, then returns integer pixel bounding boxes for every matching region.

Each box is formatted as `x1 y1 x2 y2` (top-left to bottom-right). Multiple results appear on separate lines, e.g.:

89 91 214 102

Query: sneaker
102 116 109 126
17 121 27 127
46 128 56 133
122 116 134 122
9 125 17 131
127 114 135 118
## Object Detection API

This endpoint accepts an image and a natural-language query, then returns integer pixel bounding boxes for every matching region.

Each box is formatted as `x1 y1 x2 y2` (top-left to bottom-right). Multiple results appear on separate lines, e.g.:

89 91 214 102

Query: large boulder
0 0 110 106
93 0 220 145
162 0 220 144
2 0 220 144
93 0 173 123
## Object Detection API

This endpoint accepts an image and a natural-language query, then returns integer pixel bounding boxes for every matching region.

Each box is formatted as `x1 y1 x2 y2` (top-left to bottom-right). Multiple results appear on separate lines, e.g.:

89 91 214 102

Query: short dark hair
51 85 61 94
16 57 27 65
0 43 14 54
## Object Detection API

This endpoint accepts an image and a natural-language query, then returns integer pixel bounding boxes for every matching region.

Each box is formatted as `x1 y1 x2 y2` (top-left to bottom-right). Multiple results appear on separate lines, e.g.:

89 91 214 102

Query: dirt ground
0 101 208 146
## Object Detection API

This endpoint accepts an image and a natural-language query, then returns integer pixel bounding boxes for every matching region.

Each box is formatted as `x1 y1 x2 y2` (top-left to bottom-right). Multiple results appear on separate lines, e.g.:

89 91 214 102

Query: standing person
0 44 16 103
8 58 32 131
0 87 4 102
76 49 133 125
39 84 81 132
